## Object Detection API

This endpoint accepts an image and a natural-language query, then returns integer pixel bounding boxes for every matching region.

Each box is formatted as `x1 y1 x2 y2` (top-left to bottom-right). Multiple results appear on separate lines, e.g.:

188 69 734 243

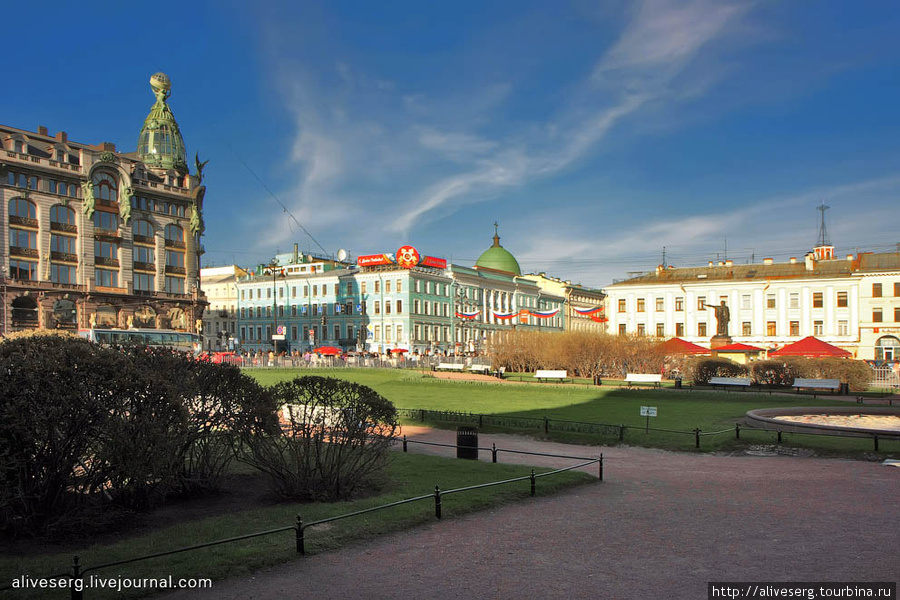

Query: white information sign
640 406 658 417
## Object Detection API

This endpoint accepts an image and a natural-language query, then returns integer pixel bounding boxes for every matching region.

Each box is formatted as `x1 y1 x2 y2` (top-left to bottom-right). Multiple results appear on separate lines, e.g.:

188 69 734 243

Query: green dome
137 72 188 172
475 228 521 275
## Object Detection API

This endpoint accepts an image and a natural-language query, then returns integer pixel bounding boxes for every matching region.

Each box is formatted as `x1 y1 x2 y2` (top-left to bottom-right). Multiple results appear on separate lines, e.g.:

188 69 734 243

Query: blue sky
4 0 899 288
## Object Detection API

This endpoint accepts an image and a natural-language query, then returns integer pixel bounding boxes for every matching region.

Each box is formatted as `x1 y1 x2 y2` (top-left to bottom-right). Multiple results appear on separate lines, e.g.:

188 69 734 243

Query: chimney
846 254 853 261
293 243 299 264
656 265 663 275
55 131 67 143
763 258 773 265
790 257 797 264
708 261 714 267
725 260 733 267
37 125 49 136
804 253 814 271
717 261 725 267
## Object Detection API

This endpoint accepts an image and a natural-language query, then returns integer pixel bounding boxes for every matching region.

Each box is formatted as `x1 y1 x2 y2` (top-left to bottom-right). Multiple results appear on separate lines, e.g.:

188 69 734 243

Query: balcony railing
9 246 39 258
133 261 156 272
164 239 186 249
50 251 78 263
165 265 186 275
9 216 39 229
50 222 78 234
94 256 120 268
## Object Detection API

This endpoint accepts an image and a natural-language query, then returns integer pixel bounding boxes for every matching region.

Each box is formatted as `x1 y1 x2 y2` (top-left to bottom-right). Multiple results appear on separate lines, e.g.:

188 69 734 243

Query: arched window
9 198 36 219
96 305 118 327
52 299 77 328
92 210 119 232
92 172 117 203
133 219 154 238
165 224 184 243
11 296 38 326
134 305 157 328
50 204 76 226
875 336 900 362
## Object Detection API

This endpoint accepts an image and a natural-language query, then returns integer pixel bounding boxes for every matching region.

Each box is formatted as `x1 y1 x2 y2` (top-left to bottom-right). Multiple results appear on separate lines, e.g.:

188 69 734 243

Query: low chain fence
397 408 900 452
0 439 600 599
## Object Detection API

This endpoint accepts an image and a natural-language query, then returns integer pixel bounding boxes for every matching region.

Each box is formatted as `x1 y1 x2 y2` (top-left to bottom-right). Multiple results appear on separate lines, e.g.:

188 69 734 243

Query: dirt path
157 428 898 600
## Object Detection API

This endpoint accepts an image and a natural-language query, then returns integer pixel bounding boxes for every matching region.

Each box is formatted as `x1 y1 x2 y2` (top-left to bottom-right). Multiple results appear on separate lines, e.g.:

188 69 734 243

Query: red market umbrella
714 343 765 353
390 348 409 354
658 337 710 355
769 336 852 358
314 346 342 356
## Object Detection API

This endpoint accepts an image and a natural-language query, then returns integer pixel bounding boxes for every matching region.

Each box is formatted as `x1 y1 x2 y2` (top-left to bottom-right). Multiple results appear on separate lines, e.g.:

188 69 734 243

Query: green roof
475 228 521 275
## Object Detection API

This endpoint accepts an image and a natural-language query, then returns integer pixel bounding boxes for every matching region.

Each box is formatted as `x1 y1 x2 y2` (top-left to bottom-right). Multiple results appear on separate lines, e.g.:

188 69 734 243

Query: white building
604 245 900 360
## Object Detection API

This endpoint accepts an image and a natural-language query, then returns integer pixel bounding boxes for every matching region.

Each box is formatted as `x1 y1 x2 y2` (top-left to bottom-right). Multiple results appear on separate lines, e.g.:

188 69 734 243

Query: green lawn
249 368 899 455
0 453 591 599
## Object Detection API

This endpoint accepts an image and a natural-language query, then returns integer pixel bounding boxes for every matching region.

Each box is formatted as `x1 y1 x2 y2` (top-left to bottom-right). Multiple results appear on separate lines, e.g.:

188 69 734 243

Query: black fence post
492 443 498 463
296 515 305 555
777 430 782 443
735 423 740 440
694 428 701 449
402 435 408 452
434 485 442 519
873 435 879 452
599 454 604 481
71 556 82 600
530 470 536 496
420 409 425 422
619 425 625 442
544 417 549 434
479 414 484 428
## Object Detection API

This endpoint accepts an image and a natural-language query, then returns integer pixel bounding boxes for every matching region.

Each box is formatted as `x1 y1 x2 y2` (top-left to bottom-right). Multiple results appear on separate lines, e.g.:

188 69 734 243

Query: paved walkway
161 428 899 600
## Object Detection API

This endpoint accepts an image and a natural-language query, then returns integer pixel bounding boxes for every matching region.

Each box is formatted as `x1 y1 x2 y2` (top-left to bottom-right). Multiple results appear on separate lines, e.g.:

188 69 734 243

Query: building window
837 291 848 308
9 197 36 219
10 228 37 252
813 292 823 308
385 301 392 315
766 294 776 309
618 324 626 335
396 300 403 314
698 322 707 337
617 299 626 312
873 308 883 323
134 272 154 291
374 325 381 342
697 296 706 310
414 299 420 314
789 321 799 336
165 248 184 268
637 298 645 313
10 259 38 280
838 320 849 336
873 283 882 298
134 246 155 263
93 172 117 204
637 324 646 336
894 282 900 297
385 280 391 293
767 321 776 336
741 295 751 310
656 323 665 337
895 307 900 322
742 322 751 336
396 280 402 293
95 268 119 288
51 204 76 226
675 323 684 336
95 240 118 260
374 281 380 294
675 297 684 312
51 264 77 284
374 301 380 314
813 320 823 336
165 276 185 294
361 282 367 294
789 293 799 309
655 298 664 311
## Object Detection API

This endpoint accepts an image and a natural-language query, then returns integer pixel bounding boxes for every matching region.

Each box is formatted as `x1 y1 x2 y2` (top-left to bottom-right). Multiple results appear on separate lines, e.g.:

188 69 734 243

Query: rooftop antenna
661 246 667 268
816 202 831 246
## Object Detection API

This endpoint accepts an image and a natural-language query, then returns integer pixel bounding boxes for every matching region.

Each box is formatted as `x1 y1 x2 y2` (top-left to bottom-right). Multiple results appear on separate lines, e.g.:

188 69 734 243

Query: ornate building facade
0 73 207 335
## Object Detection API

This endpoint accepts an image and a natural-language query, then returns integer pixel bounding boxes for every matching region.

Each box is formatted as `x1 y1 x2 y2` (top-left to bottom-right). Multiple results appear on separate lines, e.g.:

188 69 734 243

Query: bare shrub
238 376 398 501
685 357 747 384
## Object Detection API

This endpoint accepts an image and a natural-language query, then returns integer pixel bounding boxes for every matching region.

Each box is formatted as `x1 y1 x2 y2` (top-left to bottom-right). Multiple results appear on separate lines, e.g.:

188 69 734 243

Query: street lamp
265 259 285 353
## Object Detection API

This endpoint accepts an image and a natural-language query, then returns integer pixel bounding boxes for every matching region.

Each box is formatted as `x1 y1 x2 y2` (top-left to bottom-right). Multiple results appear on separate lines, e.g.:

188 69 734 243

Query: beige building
521 273 606 333
604 244 900 361
1 72 206 335
200 265 246 350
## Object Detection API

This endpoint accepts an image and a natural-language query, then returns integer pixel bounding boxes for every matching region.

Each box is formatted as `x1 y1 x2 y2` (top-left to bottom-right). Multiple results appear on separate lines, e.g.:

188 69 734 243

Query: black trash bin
674 377 682 389
839 382 849 395
457 426 479 460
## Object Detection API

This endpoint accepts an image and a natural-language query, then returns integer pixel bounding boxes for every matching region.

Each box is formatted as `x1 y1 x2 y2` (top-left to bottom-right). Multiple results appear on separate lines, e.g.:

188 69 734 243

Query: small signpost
640 406 658 433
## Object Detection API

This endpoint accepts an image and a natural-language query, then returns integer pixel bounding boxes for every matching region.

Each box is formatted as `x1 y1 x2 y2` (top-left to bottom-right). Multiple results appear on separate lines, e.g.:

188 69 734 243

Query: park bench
792 378 840 395
625 373 662 389
434 363 465 372
535 369 568 383
496 366 506 379
709 376 752 391
469 364 493 375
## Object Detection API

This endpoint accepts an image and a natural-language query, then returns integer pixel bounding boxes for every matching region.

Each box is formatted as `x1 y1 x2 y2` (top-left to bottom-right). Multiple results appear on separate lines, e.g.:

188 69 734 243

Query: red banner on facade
357 254 393 267
420 255 447 269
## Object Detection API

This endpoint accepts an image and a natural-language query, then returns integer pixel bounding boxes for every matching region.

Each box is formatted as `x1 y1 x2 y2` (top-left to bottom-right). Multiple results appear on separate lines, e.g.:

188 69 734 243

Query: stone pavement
160 427 899 600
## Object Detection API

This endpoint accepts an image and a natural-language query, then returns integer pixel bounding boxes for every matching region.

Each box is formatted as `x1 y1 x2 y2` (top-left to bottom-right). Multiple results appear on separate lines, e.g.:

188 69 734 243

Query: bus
77 328 202 355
